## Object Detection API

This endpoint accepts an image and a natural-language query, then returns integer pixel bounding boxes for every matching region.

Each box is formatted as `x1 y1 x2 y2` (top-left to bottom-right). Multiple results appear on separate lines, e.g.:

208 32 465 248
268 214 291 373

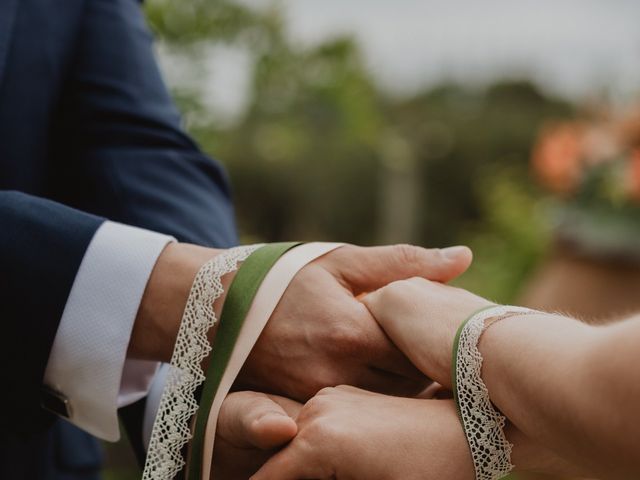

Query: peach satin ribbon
200 242 344 479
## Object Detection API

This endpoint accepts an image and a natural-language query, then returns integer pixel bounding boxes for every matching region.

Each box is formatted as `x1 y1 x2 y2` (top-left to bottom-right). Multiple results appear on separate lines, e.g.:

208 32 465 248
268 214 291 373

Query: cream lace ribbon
455 305 537 480
200 242 344 479
142 245 262 480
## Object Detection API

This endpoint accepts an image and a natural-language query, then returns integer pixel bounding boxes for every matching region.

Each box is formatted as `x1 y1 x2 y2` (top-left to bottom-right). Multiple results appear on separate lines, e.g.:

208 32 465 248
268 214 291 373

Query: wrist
438 304 495 388
130 243 224 362
478 312 592 404
478 311 598 461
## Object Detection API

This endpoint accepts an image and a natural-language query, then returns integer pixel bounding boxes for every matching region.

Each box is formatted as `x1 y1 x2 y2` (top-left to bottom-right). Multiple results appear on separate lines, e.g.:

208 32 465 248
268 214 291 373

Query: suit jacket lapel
0 0 19 90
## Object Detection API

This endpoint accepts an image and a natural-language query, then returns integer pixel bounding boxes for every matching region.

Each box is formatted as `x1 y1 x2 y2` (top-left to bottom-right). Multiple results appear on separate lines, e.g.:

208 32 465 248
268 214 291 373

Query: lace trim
142 245 262 480
455 305 536 480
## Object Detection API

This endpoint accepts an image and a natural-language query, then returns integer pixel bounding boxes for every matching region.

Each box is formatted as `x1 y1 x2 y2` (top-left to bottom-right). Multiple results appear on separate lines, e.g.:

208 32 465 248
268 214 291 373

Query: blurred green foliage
144 0 574 303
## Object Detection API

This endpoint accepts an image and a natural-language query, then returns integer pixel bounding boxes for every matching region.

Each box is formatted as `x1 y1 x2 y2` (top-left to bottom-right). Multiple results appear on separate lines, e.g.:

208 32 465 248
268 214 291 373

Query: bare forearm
507 423 587 478
582 316 640 472
481 312 640 478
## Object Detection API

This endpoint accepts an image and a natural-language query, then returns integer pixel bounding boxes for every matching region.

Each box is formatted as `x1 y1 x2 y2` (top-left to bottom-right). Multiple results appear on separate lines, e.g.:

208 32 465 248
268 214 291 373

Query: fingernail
441 245 469 260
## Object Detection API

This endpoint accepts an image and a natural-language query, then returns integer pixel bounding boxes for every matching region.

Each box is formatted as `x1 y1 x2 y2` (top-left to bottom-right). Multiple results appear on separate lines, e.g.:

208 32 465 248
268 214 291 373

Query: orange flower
628 149 640 201
532 122 583 194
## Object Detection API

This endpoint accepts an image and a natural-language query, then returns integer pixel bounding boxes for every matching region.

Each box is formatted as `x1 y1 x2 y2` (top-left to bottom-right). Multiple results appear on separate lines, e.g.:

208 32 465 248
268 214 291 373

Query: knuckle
291 432 316 458
392 243 422 265
297 394 348 446
305 417 341 443
304 389 332 412
379 279 411 303
430 247 447 264
299 394 330 421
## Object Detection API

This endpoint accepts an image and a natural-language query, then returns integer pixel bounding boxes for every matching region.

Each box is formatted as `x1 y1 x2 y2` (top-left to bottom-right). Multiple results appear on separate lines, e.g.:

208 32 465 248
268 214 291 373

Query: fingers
327 244 473 294
217 391 299 450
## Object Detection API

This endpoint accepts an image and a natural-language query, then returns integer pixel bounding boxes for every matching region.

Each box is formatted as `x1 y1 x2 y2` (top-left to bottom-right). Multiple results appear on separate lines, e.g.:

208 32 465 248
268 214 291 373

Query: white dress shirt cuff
44 221 174 441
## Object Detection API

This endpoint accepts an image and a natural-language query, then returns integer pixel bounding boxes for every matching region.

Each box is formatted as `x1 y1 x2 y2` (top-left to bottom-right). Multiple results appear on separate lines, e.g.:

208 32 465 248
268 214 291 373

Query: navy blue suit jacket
0 0 238 477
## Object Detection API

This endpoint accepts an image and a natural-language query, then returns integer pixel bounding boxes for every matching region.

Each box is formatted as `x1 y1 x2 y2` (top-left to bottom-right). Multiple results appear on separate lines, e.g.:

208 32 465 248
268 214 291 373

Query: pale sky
175 0 640 121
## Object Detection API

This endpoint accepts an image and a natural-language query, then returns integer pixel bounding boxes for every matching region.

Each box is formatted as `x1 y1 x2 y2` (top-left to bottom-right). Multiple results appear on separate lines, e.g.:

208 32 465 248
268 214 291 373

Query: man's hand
212 391 302 479
237 244 472 401
130 242 472 399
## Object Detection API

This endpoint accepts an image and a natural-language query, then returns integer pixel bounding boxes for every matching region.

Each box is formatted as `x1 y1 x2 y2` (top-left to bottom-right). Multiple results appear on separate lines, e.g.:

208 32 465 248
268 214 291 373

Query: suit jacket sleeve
0 191 104 434
1 0 238 451
43 0 239 459
48 0 239 248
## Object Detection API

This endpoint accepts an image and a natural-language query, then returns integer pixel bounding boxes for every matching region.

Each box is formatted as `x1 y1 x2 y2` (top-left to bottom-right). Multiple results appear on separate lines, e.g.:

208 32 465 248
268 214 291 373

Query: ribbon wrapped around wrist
142 242 344 480
452 305 539 480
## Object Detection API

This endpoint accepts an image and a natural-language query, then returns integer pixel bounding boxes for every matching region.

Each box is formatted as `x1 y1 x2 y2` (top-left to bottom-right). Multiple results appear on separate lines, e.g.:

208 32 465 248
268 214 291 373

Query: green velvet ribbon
187 242 301 480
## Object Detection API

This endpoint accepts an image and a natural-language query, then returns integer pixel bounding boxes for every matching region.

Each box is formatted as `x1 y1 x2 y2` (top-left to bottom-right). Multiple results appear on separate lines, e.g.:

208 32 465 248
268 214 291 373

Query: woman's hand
242 387 582 480
251 385 474 480
362 277 492 388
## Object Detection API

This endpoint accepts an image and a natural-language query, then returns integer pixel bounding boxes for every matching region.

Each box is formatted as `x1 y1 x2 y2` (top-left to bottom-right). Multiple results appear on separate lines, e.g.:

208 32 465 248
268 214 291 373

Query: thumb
217 391 300 450
326 244 473 294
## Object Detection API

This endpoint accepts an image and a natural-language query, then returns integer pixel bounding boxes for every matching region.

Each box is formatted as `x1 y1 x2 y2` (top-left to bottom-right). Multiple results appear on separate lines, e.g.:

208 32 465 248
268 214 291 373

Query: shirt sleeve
43 221 175 441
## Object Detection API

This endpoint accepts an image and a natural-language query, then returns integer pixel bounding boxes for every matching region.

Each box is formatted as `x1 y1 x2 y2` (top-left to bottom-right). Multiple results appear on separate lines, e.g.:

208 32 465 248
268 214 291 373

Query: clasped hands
212 244 493 479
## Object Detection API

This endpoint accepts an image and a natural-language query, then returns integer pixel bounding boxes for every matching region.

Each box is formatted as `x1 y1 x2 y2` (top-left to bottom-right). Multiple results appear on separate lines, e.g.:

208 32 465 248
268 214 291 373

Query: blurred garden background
106 0 640 478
